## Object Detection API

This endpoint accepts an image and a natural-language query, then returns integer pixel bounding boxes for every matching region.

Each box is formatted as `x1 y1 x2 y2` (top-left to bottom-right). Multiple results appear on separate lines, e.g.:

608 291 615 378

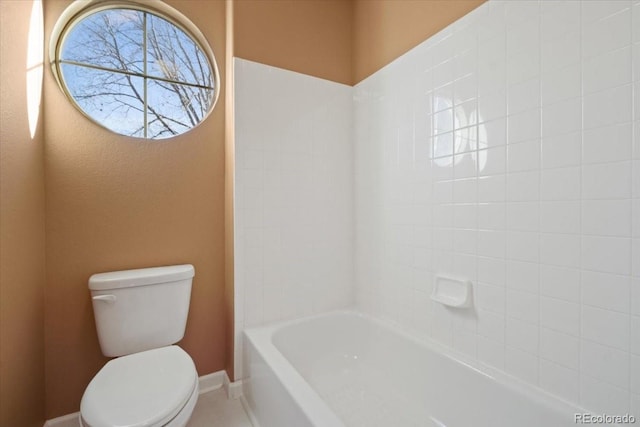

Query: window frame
49 0 220 139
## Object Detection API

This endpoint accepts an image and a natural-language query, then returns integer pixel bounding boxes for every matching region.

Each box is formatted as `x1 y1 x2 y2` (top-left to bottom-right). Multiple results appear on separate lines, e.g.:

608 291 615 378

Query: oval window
51 3 218 139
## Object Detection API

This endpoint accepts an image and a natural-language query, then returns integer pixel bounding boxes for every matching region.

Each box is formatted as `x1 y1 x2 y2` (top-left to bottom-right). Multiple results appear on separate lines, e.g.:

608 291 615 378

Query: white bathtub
242 311 589 427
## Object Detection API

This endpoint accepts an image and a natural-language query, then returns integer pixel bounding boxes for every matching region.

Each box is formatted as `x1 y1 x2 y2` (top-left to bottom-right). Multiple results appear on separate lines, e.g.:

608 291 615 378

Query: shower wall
234 0 640 415
233 58 353 378
354 0 639 416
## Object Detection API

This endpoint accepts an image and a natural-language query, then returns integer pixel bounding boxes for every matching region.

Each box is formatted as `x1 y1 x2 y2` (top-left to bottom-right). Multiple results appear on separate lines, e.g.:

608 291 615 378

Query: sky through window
58 8 216 139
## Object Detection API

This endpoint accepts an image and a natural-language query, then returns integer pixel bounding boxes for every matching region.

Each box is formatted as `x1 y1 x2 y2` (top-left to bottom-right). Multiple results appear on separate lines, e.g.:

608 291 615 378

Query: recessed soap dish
431 276 472 308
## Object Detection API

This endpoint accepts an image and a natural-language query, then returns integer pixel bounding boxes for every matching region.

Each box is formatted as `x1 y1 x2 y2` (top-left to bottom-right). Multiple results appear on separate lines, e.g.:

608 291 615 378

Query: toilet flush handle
92 294 116 303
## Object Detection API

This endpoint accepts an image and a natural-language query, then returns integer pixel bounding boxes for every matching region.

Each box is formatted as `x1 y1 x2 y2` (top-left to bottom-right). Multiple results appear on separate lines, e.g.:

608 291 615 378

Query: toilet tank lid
89 264 195 291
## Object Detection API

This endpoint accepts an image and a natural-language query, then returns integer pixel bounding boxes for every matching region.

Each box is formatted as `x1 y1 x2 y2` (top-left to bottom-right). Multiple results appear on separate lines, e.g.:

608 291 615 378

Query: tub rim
244 309 592 426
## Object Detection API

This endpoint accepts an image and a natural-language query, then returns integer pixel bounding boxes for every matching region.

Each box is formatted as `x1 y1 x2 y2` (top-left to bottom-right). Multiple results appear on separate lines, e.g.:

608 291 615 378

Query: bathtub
242 311 588 427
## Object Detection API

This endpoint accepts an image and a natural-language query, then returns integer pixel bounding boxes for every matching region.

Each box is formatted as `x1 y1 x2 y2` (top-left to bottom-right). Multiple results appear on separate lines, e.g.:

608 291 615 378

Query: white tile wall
233 0 639 415
354 0 640 415
233 58 353 378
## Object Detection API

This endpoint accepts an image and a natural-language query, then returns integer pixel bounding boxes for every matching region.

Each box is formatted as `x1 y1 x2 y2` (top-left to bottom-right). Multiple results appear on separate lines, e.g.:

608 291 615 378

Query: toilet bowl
80 346 198 427
79 265 197 427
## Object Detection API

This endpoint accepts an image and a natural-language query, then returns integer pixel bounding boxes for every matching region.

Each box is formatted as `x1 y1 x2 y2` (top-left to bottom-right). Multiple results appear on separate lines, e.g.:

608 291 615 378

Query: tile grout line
536 0 542 389
578 0 584 408
629 0 635 413
501 0 508 371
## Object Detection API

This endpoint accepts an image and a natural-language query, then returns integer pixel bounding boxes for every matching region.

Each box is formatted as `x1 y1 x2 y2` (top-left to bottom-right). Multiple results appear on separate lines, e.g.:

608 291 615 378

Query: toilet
79 264 198 427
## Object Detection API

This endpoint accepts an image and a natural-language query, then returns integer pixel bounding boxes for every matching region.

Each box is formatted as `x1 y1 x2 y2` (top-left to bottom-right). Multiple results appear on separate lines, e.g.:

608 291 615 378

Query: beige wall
224 0 236 379
234 0 485 85
234 0 353 85
353 0 486 83
0 1 47 426
43 0 228 418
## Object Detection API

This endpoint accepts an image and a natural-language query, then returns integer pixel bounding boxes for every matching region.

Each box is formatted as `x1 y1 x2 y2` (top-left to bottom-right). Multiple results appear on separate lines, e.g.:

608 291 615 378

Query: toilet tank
89 264 194 357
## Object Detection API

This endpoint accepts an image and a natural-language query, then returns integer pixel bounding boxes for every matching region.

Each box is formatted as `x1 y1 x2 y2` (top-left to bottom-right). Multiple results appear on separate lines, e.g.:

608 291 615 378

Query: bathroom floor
187 388 254 427
52 388 254 427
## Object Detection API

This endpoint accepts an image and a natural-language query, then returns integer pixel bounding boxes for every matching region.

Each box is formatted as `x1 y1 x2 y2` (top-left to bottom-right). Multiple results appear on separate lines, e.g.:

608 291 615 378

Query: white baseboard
43 412 79 427
44 370 242 427
198 370 226 394
224 374 244 399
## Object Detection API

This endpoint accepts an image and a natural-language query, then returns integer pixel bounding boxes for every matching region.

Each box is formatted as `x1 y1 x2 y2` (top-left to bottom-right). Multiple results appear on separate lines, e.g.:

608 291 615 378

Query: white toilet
79 264 198 427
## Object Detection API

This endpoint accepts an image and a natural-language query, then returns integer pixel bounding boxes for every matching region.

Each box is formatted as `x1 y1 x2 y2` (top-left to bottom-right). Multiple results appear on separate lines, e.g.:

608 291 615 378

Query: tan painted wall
224 0 236 379
43 0 228 418
234 0 484 85
0 1 47 426
234 0 353 85
352 0 486 83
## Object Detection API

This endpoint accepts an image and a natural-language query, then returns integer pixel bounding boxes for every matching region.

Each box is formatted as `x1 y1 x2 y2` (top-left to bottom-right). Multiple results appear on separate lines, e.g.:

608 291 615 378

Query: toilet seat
80 345 198 427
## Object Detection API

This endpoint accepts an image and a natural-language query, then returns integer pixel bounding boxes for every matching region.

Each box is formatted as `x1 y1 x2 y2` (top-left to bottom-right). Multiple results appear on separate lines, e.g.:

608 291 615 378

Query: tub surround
354 0 640 416
235 0 640 418
233 58 354 379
